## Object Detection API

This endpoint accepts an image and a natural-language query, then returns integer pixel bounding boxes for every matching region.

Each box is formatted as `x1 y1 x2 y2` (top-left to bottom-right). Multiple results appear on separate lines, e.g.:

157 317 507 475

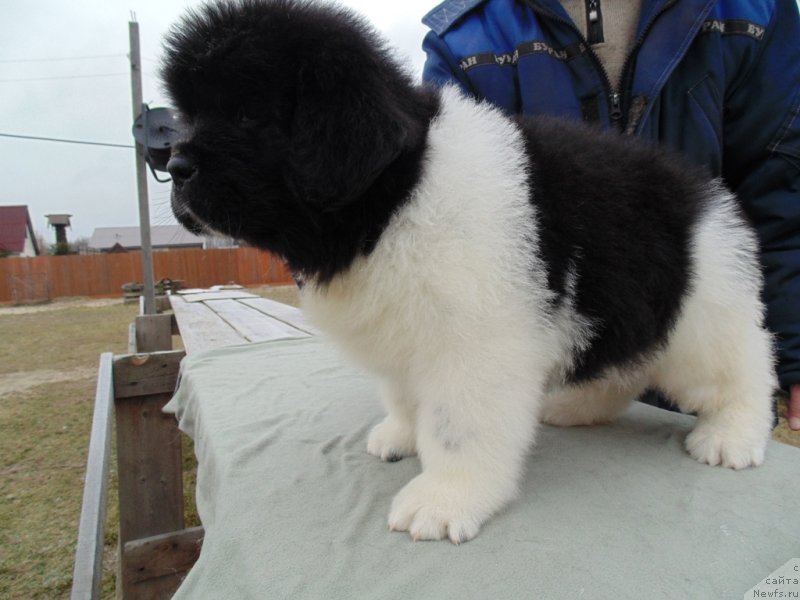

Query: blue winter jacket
422 0 800 390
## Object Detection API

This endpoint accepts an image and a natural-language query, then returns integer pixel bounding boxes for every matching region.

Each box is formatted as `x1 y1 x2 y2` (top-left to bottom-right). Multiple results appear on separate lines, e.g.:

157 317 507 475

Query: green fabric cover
164 337 800 599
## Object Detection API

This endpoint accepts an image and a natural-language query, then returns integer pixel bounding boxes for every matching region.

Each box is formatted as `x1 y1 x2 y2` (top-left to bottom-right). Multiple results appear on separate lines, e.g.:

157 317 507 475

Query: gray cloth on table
164 337 800 599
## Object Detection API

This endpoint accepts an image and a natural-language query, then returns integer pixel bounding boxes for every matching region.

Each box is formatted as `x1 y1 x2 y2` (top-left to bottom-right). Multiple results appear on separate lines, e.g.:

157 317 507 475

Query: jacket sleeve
421 31 474 93
721 0 800 390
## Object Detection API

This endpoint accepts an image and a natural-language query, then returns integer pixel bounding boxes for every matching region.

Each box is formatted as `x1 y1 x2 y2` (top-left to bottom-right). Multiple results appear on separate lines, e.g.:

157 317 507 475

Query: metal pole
129 19 156 315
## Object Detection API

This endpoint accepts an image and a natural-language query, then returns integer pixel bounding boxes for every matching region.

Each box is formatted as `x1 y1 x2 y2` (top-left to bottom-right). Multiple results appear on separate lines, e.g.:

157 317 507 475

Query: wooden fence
0 247 294 303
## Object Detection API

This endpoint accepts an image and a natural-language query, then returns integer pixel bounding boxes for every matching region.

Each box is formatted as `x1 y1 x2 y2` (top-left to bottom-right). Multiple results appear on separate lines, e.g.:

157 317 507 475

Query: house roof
89 225 204 250
0 205 38 254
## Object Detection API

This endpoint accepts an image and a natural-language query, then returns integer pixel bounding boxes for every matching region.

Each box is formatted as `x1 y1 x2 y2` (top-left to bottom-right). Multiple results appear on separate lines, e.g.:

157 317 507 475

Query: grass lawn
0 283 797 598
0 300 138 599
0 286 298 599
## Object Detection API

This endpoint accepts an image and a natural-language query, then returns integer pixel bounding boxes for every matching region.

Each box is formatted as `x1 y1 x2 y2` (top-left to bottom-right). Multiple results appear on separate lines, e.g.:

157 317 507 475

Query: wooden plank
239 297 319 335
115 389 184 546
120 526 204 595
113 351 184 400
134 314 173 353
170 313 179 336
127 323 137 355
204 298 310 342
154 295 171 313
179 290 258 302
169 294 245 353
71 353 114 600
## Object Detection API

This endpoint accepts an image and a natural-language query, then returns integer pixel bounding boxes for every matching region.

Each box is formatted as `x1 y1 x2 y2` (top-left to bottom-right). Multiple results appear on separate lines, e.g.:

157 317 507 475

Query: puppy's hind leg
655 314 775 469
652 203 776 469
367 379 417 462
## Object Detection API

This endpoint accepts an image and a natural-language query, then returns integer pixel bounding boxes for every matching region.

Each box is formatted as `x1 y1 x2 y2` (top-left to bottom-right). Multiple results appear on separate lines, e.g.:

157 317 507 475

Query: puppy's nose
167 155 197 187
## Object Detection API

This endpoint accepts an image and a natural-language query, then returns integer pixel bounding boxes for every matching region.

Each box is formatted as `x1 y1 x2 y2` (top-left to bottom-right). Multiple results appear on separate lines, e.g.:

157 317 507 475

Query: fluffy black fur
162 0 716 383
161 0 438 282
520 118 711 381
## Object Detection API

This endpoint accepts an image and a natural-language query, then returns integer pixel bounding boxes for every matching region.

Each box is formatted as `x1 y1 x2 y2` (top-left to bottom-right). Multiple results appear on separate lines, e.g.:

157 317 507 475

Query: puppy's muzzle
167 155 197 189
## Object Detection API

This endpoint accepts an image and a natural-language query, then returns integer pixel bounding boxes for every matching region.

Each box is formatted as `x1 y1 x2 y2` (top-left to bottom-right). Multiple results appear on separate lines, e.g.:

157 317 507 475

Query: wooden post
113 350 186 599
134 314 174 354
129 19 157 315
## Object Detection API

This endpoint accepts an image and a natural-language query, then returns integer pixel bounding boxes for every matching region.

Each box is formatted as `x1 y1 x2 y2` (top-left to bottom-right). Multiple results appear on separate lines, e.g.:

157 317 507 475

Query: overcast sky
0 0 436 242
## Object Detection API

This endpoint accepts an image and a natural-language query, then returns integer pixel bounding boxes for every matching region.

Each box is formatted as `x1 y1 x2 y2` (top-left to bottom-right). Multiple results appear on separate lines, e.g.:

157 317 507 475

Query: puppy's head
161 0 425 269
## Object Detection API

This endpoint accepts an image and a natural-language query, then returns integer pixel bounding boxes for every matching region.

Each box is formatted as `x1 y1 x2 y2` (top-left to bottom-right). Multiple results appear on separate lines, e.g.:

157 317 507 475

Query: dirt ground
0 298 130 400
0 367 96 398
0 297 120 315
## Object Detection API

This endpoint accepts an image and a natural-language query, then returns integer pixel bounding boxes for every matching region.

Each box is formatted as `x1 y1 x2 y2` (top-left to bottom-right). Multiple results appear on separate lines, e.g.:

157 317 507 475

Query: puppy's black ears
286 61 413 209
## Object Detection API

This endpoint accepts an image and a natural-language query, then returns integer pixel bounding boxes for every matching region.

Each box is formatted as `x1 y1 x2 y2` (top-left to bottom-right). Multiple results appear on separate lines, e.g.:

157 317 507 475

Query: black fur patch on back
518 117 711 382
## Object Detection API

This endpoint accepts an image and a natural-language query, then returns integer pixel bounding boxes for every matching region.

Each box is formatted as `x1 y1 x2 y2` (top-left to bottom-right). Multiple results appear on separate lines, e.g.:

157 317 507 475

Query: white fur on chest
299 91 563 545
300 89 556 379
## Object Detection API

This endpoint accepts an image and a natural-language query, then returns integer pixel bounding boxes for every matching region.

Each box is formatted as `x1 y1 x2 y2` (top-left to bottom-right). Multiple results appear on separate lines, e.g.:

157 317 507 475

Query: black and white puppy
162 0 776 543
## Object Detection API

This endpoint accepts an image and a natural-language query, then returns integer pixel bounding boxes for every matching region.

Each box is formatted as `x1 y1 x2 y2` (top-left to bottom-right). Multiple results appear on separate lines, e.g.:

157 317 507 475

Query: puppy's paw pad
686 423 766 470
388 475 487 544
367 418 416 462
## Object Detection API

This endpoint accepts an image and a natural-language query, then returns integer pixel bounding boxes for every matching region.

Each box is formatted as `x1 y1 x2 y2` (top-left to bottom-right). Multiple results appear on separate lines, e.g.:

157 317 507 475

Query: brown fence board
0 248 292 302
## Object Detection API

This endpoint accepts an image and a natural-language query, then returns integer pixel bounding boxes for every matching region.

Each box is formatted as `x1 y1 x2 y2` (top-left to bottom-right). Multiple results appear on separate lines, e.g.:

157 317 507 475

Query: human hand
789 384 800 430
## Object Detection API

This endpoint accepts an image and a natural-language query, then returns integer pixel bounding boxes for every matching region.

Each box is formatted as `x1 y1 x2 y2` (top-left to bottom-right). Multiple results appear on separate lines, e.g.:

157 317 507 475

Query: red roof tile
0 205 37 254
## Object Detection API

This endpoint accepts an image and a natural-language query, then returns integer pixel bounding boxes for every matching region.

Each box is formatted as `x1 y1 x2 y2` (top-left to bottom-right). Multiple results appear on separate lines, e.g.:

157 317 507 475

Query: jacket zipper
524 1 620 127
524 0 677 131
609 92 622 121
615 0 678 131
586 0 604 44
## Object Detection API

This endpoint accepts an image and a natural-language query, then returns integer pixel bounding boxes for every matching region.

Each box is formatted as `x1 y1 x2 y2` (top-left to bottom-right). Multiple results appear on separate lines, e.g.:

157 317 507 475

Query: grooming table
164 336 800 599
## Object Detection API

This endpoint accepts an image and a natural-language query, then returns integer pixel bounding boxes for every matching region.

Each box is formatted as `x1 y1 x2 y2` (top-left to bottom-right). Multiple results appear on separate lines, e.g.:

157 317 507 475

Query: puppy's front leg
388 351 541 543
367 380 417 462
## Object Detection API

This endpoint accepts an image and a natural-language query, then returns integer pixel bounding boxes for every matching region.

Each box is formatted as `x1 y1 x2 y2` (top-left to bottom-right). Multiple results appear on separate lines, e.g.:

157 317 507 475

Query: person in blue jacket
421 0 800 430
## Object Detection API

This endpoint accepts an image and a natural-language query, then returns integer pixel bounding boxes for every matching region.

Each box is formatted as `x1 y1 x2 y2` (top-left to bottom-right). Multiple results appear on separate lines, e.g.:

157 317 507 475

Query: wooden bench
168 288 317 352
71 288 312 600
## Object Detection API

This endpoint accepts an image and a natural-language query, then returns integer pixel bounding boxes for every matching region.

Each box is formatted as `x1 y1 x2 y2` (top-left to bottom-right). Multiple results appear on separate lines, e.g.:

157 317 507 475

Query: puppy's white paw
387 473 498 544
367 417 416 462
685 421 766 470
